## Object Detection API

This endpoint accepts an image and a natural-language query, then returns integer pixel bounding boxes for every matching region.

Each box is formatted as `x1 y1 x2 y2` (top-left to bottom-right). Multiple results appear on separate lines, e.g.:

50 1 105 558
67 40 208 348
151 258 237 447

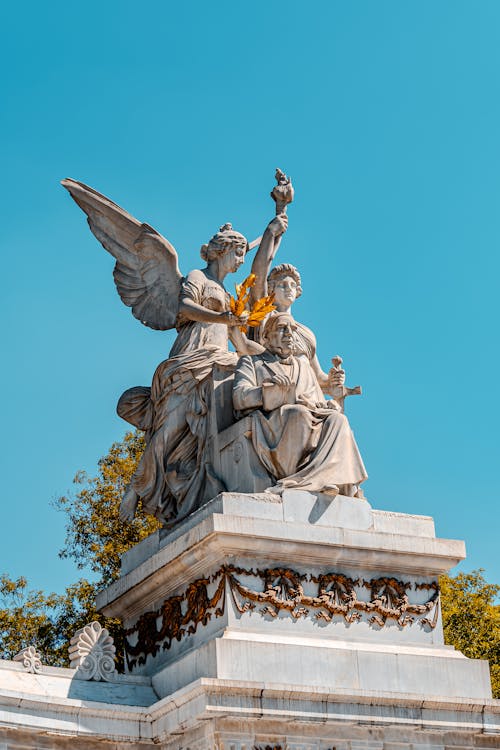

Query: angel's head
200 223 248 274
267 263 302 311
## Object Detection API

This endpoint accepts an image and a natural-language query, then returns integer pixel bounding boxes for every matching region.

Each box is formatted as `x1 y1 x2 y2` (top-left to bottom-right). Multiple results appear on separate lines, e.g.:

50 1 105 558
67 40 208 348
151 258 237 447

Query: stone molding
0 674 498 746
124 564 440 670
97 497 464 620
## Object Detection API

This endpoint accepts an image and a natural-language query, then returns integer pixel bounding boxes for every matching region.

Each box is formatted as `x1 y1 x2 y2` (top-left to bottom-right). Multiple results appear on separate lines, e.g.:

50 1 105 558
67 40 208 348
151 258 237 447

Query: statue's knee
328 411 348 426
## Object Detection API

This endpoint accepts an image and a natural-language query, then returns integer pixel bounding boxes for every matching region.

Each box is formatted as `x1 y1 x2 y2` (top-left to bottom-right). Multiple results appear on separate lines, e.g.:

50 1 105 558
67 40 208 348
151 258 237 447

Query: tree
51 430 159 667
0 430 499 698
0 576 104 667
0 575 61 662
440 569 500 697
55 430 158 586
0 431 156 669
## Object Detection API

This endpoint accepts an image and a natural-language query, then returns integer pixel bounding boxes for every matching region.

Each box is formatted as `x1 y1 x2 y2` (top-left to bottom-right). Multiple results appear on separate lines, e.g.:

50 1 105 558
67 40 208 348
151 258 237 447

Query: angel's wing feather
61 178 182 330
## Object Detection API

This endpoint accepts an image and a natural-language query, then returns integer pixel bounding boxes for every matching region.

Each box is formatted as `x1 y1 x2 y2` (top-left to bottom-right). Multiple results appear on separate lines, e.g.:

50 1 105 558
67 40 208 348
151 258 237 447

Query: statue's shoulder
236 353 256 368
180 268 214 301
238 351 274 370
183 268 207 284
235 352 267 375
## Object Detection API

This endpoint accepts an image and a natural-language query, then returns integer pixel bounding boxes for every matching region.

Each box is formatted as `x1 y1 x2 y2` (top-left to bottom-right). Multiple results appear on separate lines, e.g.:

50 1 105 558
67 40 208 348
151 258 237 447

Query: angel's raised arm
249 168 294 303
61 178 182 331
250 214 288 302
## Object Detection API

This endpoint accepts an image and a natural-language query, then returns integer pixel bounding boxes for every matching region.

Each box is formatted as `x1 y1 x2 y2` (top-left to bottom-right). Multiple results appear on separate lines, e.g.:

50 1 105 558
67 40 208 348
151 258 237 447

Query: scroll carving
125 574 226 668
69 621 117 681
13 646 43 674
124 565 439 670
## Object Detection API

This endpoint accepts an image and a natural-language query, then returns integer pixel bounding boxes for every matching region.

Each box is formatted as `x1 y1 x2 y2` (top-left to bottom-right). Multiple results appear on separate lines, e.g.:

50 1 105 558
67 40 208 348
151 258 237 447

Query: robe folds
233 351 368 494
116 269 236 526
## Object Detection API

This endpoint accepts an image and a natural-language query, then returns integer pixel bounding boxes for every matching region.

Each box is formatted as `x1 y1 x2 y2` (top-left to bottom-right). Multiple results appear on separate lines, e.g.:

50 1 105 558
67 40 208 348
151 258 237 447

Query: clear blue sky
1 1 499 594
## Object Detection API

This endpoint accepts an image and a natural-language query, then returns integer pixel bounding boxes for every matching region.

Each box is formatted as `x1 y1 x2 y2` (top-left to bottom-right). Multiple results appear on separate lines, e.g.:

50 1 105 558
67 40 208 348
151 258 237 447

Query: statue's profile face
272 275 298 309
220 243 246 275
266 315 297 357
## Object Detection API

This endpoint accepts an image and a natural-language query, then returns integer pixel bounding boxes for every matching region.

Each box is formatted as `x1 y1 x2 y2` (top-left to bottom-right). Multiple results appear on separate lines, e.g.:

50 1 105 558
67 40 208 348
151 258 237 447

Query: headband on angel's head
200 223 249 261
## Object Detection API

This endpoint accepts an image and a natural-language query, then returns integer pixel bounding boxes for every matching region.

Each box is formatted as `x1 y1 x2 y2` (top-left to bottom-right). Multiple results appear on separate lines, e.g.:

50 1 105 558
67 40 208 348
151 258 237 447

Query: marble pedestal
0 492 497 749
96 490 491 703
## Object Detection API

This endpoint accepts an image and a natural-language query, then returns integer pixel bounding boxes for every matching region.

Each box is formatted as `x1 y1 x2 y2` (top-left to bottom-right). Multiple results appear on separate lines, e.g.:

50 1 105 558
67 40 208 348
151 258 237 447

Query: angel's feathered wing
61 178 182 330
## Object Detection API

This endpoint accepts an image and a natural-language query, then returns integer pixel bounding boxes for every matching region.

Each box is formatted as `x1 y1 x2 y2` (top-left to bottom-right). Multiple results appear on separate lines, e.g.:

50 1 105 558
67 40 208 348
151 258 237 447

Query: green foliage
55 430 158 586
0 575 60 662
51 578 123 668
0 431 153 669
50 430 158 666
440 569 500 698
0 576 109 666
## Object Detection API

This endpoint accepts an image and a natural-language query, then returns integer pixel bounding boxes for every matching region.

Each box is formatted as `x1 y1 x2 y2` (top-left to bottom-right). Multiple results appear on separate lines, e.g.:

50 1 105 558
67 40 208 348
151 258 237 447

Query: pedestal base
0 491 497 748
97 491 491 702
0 669 498 748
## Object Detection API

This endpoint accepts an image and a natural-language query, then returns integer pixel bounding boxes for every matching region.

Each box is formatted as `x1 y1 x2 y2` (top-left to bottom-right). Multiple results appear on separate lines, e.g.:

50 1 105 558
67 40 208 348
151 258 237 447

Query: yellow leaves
229 274 276 333
440 570 500 697
230 273 256 317
235 272 256 299
54 431 158 587
246 293 276 329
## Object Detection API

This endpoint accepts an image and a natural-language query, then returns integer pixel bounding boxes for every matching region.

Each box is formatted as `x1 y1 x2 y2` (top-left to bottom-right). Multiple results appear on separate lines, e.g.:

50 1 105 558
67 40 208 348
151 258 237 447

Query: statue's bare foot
323 484 339 496
120 486 139 521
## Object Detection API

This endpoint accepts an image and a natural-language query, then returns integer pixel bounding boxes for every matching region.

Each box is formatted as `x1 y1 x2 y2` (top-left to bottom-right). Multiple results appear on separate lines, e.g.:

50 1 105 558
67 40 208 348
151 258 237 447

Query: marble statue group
62 170 367 528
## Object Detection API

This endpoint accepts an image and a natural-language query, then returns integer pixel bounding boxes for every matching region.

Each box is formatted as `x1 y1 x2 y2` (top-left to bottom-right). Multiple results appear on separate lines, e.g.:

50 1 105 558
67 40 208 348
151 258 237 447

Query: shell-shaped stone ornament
69 621 117 681
13 646 43 674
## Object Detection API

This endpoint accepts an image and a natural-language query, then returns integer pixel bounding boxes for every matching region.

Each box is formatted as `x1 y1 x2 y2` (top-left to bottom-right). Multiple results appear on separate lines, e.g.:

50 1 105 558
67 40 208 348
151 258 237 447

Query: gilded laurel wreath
230 273 276 332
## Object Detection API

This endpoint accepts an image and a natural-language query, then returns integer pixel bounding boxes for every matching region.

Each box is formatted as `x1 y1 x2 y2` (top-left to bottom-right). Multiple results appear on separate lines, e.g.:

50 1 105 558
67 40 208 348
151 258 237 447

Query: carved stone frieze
124 565 439 670
124 574 226 668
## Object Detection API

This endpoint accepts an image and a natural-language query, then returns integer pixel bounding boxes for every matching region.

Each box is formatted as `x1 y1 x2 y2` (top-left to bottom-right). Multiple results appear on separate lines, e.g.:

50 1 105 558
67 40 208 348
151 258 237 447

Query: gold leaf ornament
247 294 276 327
229 274 275 332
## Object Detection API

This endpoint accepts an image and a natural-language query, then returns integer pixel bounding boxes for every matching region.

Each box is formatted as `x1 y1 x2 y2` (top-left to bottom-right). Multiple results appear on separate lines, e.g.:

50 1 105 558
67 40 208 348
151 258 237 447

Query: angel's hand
266 214 288 238
220 310 249 327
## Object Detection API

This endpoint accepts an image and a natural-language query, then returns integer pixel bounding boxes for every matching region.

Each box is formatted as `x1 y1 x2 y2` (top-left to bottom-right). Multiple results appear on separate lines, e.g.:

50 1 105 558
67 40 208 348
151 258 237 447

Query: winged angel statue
61 174 291 526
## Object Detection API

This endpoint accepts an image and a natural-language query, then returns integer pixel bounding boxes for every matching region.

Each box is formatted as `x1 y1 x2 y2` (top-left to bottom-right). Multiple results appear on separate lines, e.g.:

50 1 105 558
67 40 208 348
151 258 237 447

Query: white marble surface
281 490 373 528
149 631 492 701
91 490 491 714
0 493 489 747
99 492 464 622
120 491 437 575
0 671 497 747
0 659 156 706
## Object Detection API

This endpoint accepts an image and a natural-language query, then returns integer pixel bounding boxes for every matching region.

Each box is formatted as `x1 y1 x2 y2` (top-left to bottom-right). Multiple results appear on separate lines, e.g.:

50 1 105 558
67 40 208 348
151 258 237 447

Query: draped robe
117 269 236 525
233 350 367 494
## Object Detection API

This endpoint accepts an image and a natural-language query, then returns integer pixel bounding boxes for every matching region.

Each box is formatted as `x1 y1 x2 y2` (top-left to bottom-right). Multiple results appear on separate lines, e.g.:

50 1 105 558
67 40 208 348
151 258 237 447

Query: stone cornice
0 674 498 744
97 510 465 620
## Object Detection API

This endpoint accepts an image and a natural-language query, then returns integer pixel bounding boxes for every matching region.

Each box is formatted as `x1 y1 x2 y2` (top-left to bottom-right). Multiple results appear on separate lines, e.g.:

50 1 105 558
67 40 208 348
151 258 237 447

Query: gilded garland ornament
124 565 439 670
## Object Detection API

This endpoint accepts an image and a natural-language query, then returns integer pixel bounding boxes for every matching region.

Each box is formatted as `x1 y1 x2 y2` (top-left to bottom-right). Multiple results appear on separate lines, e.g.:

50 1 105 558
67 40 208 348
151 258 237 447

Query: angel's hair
267 263 303 298
200 223 248 262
